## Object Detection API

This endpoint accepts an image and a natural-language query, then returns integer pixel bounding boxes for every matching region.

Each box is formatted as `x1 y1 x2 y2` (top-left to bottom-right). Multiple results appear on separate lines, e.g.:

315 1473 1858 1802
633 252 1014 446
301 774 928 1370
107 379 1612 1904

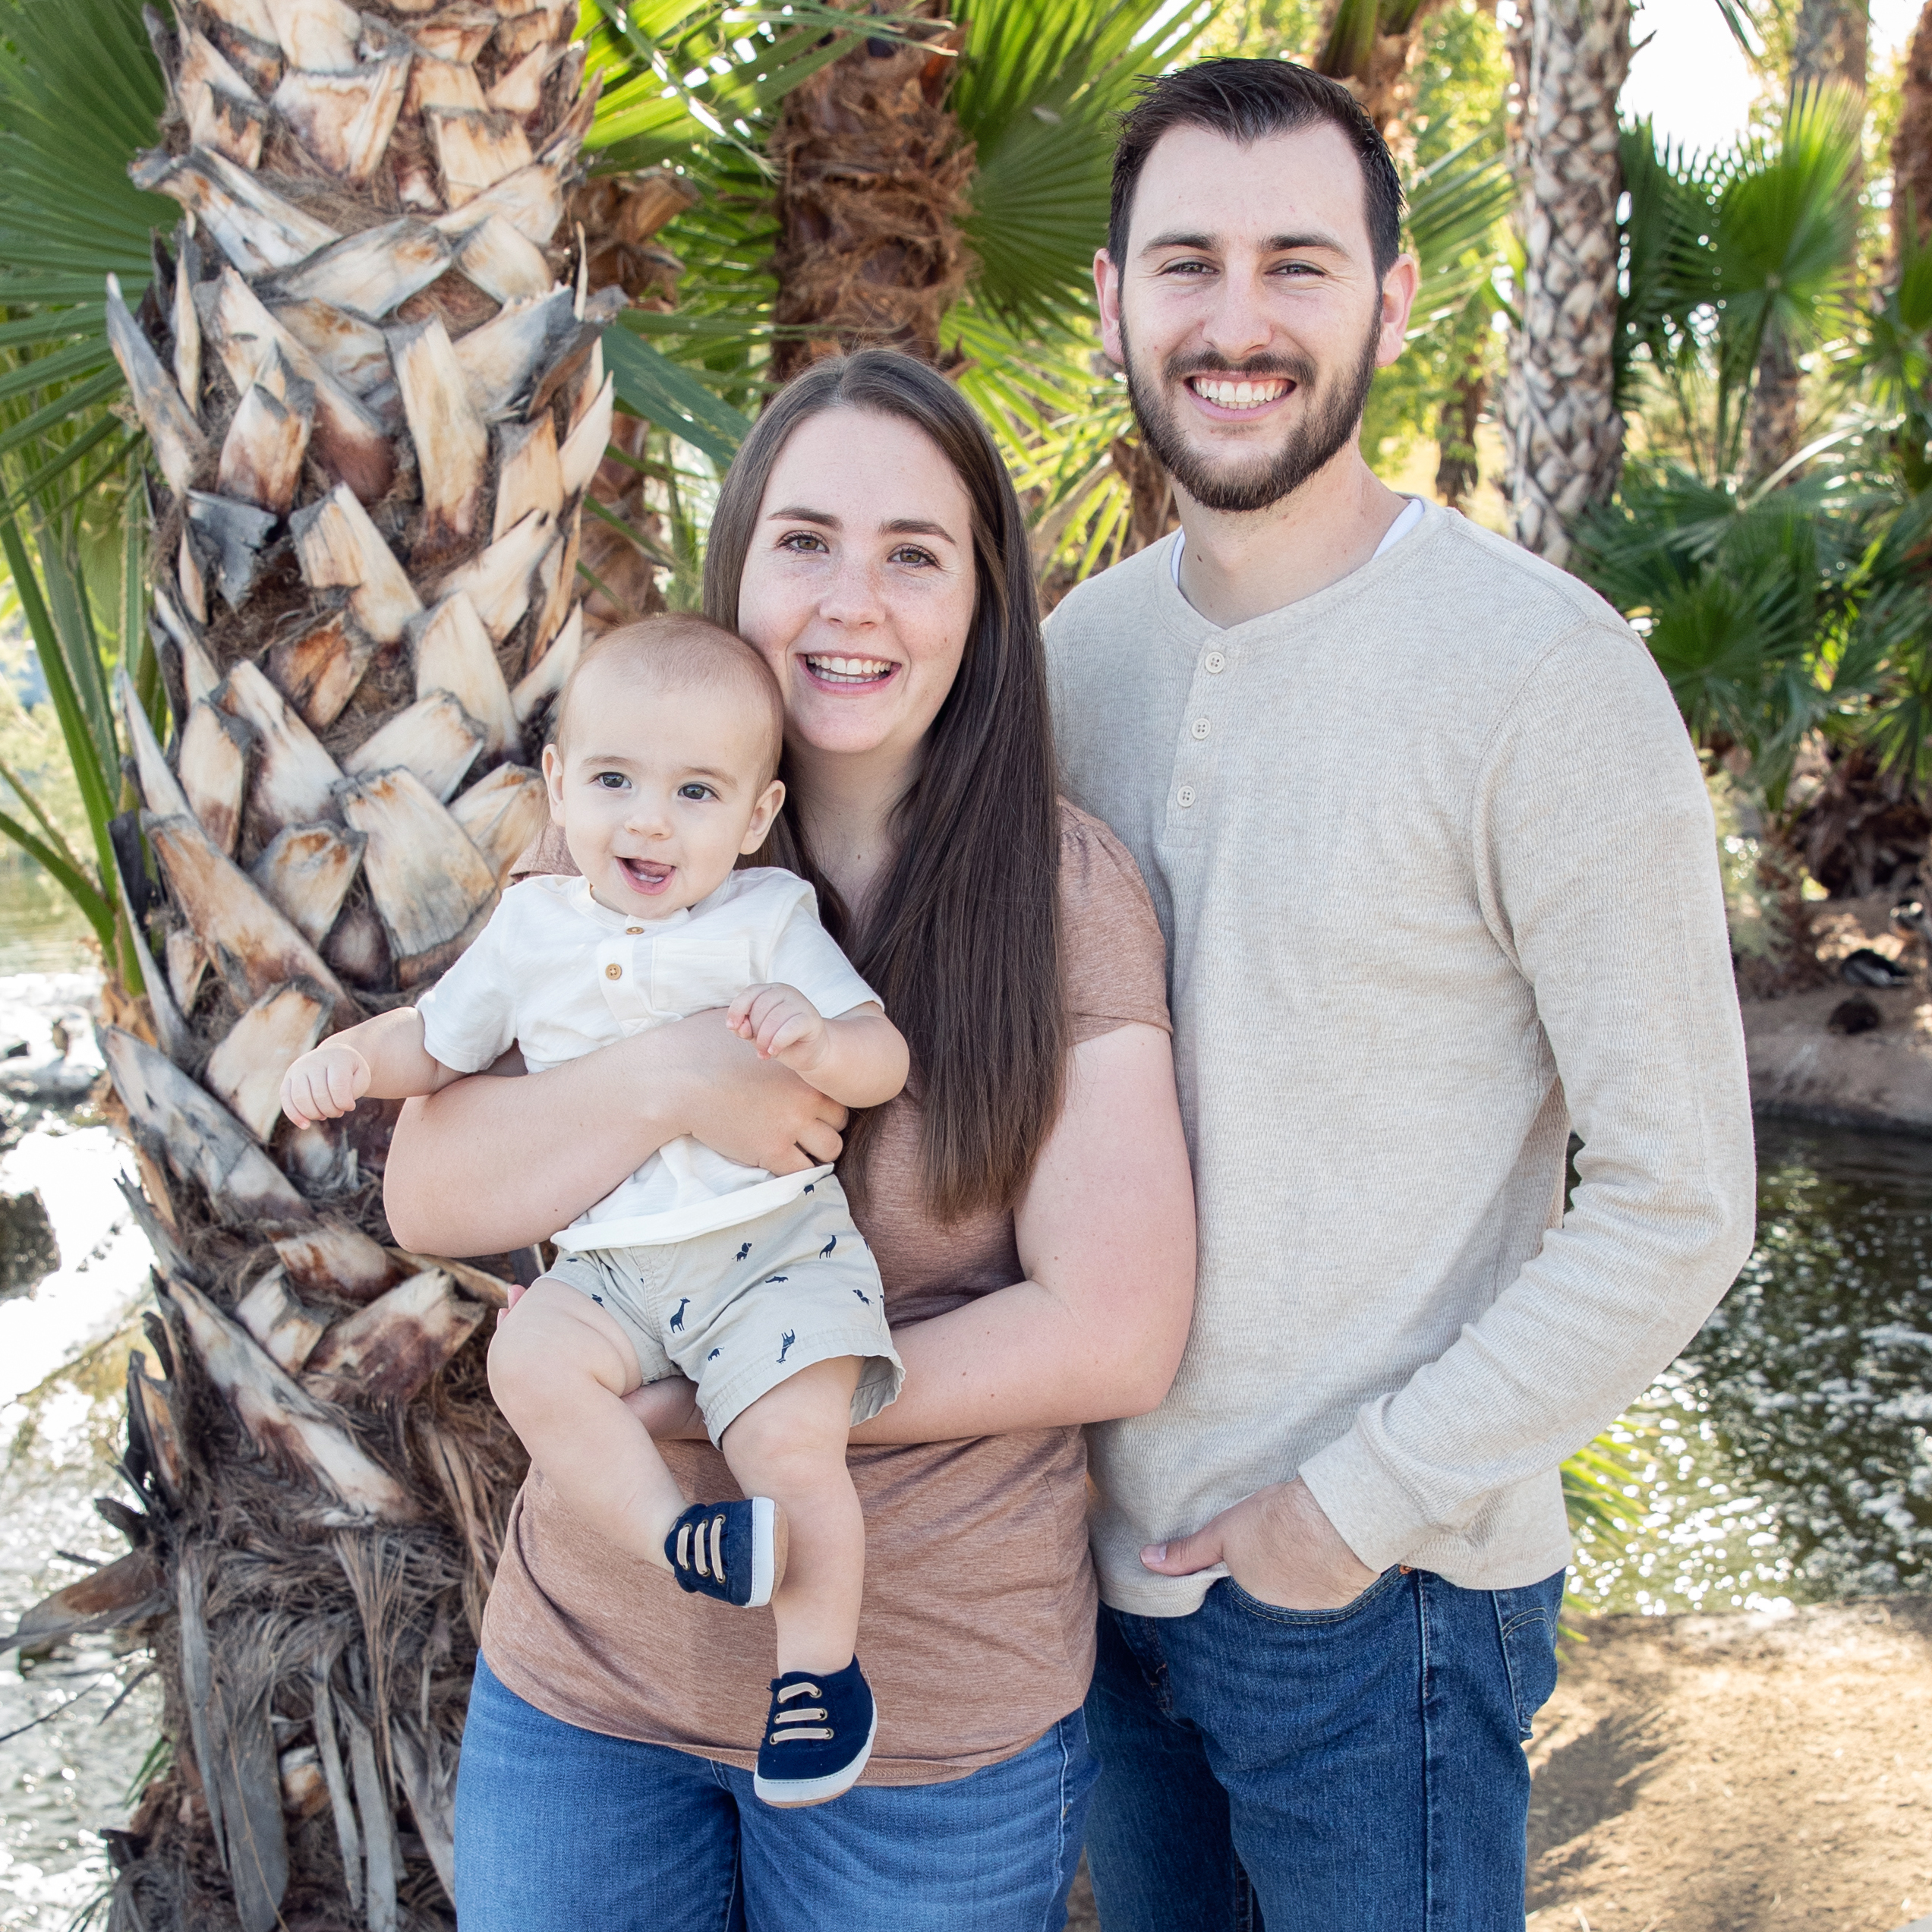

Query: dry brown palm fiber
43 2 630 1923
767 2 974 381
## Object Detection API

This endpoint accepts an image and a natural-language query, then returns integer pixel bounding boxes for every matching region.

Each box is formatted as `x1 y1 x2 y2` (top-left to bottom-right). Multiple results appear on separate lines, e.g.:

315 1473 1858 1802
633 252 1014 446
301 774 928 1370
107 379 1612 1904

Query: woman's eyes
776 529 936 569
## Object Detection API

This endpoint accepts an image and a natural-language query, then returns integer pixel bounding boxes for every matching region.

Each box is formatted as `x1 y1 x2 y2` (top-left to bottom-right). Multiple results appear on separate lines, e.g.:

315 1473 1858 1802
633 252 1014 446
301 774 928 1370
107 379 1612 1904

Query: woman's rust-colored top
479 803 1172 1782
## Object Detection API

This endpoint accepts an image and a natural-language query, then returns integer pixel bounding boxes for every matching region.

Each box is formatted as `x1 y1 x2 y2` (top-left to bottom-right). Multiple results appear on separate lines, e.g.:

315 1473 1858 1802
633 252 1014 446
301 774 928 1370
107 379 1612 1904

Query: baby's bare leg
719 1358 864 1677
487 1279 689 1568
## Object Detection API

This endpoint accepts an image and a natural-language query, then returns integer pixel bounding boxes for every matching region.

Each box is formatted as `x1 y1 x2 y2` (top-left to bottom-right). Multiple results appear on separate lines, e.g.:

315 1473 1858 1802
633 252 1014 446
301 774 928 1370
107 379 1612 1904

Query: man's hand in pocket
1140 1477 1380 1610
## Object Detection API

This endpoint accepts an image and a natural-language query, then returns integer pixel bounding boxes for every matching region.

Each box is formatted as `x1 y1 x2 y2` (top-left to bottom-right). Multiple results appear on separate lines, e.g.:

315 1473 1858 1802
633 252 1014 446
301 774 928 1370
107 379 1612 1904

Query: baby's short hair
556 613 785 782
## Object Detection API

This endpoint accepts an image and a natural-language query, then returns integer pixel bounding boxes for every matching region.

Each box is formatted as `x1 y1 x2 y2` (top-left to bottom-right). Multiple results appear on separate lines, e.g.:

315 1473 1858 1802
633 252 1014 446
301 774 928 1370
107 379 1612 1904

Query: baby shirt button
1177 785 1196 808
605 963 622 979
1190 717 1211 740
1205 651 1227 673
626 925 645 934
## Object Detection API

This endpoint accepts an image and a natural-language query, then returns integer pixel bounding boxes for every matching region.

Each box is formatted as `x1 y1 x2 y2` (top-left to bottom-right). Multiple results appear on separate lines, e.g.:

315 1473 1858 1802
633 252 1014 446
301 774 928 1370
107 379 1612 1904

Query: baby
281 615 908 1808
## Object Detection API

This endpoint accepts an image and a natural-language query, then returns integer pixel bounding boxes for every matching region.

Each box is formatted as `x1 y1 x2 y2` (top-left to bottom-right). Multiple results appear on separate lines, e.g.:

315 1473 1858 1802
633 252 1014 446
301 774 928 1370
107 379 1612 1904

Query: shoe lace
767 1679 833 1744
674 1513 727 1587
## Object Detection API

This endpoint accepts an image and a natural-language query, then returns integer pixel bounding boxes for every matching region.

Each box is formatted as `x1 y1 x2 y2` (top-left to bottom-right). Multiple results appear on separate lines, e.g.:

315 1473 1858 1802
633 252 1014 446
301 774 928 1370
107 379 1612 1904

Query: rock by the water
0 972 104 1108
1826 994 1883 1036
1839 947 1912 989
0 1186 58 1299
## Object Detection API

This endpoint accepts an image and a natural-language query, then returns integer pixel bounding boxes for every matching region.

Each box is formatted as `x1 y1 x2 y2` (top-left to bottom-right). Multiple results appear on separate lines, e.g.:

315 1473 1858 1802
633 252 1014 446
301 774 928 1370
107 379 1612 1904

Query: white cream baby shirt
415 867 879 1248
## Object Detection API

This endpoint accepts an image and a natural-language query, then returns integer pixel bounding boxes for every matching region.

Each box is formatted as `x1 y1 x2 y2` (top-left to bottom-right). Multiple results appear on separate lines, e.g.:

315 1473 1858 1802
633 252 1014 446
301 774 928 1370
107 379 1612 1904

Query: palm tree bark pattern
1316 0 1448 175
1502 0 1631 566
1893 0 1932 263
0 8 641 1928
768 3 975 382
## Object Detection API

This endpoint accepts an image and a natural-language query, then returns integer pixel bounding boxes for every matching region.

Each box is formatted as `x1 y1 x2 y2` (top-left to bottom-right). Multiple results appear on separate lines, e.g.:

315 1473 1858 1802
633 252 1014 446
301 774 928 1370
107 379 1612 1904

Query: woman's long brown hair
703 351 1067 1221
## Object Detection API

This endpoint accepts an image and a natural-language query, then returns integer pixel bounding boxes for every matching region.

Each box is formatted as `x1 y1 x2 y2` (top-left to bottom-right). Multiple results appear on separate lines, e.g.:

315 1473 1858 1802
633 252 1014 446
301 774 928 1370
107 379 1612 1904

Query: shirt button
605 963 622 979
626 925 645 934
1204 651 1227 674
1190 717 1211 740
1177 785 1196 808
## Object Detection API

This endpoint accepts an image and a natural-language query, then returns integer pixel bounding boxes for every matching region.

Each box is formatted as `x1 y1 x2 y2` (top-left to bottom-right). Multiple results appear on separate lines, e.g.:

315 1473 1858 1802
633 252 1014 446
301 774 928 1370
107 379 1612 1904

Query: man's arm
1301 625 1755 1571
1152 623 1756 1605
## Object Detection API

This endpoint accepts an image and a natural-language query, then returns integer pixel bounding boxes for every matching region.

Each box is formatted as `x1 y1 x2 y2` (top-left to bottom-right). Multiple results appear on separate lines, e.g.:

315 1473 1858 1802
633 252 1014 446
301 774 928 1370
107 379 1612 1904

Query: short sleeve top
479 802 1173 1782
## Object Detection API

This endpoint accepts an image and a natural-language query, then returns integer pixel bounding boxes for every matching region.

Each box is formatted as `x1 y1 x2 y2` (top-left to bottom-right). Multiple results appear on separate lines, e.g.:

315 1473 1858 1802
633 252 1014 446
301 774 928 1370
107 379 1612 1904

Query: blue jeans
453 1656 1097 1930
1083 1566 1565 1932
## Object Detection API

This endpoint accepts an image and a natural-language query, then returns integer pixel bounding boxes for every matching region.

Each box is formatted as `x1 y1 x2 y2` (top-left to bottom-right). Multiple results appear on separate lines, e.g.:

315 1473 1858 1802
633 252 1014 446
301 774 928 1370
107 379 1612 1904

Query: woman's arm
847 1020 1195 1442
382 1007 852 1254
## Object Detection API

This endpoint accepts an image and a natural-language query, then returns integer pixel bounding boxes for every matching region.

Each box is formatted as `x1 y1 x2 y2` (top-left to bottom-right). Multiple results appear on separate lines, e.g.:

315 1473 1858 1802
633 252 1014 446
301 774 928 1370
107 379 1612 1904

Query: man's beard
1121 311 1382 515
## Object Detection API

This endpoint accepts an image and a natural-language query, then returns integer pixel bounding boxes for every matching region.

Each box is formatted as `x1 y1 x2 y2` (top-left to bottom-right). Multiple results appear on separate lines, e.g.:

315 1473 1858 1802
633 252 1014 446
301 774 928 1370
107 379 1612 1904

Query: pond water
0 1078 1927 1922
0 862 97 979
1566 1115 1932 1615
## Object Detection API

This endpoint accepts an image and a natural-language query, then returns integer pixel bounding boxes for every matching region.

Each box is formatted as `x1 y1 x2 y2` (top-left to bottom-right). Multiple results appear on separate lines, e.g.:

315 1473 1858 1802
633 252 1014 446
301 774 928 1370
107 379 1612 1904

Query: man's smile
1186 374 1293 414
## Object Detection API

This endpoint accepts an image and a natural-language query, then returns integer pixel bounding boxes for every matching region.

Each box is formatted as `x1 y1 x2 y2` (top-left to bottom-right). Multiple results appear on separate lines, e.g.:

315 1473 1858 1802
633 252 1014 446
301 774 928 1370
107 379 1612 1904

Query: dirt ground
1064 1596 1932 1932
1741 894 1932 1135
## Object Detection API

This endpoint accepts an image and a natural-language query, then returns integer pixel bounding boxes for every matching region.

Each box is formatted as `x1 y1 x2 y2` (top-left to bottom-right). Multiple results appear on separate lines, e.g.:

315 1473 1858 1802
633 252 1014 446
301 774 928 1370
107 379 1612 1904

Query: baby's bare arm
726 990 907 1109
812 1007 909 1108
281 1009 463 1126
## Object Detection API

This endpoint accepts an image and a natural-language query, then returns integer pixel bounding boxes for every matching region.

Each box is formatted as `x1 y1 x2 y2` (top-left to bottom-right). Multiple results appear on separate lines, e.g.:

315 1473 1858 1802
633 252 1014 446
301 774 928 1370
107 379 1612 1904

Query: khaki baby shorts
544 1175 903 1446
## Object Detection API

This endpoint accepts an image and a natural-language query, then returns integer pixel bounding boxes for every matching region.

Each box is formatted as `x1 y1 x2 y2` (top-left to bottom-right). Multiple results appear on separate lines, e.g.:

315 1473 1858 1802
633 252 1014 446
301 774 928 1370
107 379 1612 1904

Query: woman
384 351 1196 1930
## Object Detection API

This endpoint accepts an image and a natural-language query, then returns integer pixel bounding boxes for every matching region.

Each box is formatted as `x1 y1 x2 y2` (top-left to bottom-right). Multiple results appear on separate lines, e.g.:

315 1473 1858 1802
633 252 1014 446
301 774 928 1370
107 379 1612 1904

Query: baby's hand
727 982 828 1075
281 1042 373 1127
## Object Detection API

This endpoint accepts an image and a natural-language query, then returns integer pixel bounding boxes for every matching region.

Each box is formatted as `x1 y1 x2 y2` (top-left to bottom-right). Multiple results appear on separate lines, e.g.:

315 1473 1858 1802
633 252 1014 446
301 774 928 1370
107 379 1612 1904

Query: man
1045 60 1755 1930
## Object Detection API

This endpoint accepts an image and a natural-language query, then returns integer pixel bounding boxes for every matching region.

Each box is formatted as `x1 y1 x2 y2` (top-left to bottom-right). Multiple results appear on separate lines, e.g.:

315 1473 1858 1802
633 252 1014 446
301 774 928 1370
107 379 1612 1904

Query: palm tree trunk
768 2 975 382
1316 0 1448 175
1502 0 1631 566
2 11 627 1927
1748 0 1867 481
1894 1 1932 264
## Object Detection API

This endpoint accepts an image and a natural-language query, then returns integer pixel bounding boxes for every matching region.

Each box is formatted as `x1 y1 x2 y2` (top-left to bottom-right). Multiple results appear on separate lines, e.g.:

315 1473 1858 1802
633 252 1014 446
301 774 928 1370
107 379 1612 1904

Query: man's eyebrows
1140 228 1351 256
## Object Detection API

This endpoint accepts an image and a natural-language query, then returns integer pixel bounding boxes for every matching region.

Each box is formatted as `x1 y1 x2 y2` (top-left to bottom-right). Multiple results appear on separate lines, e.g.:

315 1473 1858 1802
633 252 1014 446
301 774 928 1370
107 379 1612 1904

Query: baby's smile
617 855 677 897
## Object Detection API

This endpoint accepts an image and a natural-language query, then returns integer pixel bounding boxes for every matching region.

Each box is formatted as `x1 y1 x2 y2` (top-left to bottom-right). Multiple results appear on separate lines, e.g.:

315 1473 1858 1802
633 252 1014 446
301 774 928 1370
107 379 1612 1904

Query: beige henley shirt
1045 501 1756 1612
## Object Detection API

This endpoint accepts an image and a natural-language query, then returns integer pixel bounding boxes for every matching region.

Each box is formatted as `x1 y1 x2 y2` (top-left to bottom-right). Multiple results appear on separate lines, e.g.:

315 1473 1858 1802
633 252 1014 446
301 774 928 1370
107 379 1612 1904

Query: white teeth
806 654 893 680
1193 377 1287 409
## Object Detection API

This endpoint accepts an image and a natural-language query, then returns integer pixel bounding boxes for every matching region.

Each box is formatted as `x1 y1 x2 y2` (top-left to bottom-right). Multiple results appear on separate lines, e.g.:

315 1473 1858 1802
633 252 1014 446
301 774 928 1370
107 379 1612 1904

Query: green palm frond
1404 138 1514 332
581 0 884 176
1710 81 1861 392
956 0 1219 332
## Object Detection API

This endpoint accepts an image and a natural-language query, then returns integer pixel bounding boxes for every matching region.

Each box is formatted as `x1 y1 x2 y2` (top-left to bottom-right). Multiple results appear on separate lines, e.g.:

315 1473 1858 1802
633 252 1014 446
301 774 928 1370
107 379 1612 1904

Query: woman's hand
384 1009 849 1255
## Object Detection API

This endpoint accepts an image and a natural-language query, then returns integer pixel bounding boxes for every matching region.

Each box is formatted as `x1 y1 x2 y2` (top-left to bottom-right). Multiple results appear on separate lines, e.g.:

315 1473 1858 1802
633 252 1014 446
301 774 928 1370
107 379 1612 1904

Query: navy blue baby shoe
663 1499 786 1608
753 1655 877 1807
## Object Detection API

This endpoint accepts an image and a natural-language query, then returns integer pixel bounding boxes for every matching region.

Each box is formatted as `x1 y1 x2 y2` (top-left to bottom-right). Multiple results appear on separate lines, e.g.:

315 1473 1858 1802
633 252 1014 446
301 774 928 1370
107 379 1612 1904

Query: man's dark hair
1108 59 1405 279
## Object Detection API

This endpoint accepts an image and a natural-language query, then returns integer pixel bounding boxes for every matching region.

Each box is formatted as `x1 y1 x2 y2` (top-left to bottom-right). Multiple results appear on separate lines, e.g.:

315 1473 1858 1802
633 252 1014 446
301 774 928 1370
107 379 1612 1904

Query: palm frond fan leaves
0 4 691 1927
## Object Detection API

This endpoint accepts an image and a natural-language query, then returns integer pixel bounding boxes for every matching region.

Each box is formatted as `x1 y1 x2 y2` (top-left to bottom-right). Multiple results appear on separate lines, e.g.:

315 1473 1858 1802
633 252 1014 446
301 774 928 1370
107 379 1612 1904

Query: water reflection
0 860 97 979
1568 1117 1932 1613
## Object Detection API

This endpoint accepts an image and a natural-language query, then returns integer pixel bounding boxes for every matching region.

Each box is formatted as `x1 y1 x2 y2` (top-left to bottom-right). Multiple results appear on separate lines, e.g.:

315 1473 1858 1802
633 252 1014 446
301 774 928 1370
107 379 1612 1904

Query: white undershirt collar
1169 493 1425 587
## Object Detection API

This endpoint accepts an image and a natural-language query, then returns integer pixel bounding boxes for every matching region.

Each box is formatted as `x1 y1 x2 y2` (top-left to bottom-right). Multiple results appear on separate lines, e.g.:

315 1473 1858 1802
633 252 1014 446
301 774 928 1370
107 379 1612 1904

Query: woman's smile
799 652 901 689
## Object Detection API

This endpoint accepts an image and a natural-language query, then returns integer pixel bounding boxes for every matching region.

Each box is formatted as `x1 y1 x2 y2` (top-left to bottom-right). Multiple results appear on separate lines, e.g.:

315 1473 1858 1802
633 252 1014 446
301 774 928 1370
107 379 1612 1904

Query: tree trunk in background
1435 362 1488 509
567 171 700 624
1503 0 1631 567
1316 0 1448 175
2 11 630 1927
768 3 975 383
1748 0 1868 481
1893 0 1932 263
